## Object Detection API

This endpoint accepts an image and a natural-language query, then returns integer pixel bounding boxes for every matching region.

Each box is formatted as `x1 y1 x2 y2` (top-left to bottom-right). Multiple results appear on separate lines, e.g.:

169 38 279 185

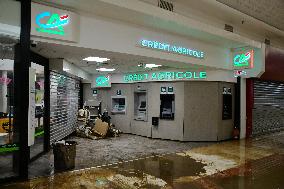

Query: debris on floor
108 173 168 188
93 118 109 137
76 108 121 139
75 124 95 140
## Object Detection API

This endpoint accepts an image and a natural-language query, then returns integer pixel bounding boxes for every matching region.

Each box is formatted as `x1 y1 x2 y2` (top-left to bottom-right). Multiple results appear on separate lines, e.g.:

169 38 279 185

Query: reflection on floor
2 131 284 188
30 136 44 159
0 154 15 179
0 136 45 180
28 134 211 178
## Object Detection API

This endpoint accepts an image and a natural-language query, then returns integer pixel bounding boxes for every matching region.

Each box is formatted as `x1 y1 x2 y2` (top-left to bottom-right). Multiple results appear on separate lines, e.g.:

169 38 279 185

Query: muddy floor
2 131 284 188
28 134 212 178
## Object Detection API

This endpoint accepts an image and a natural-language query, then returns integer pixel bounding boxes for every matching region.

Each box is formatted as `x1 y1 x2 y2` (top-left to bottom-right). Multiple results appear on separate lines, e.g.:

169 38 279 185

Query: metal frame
0 0 32 183
29 51 50 162
15 0 31 180
234 77 241 131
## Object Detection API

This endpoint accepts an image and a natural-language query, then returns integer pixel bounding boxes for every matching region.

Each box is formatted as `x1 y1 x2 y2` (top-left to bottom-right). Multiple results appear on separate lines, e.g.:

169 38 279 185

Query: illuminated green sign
124 71 207 82
233 50 254 69
140 39 205 59
36 12 69 36
95 75 111 87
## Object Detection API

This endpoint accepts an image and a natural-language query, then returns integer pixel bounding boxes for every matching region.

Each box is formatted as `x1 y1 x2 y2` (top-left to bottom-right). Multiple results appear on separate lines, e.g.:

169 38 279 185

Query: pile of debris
76 108 122 140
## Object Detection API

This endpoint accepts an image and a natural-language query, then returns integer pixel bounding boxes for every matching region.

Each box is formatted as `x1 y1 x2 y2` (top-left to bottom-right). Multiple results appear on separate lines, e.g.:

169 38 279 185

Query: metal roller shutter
50 71 80 143
253 80 284 136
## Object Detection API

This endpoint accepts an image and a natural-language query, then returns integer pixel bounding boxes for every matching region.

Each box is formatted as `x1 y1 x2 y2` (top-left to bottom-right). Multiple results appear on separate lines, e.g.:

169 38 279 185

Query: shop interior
0 34 17 179
26 43 235 177
0 39 236 178
0 34 50 180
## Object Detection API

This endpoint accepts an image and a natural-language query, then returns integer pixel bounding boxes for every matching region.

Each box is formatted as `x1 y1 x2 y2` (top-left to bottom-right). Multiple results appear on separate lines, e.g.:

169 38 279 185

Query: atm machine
134 90 147 121
160 94 175 120
111 96 126 114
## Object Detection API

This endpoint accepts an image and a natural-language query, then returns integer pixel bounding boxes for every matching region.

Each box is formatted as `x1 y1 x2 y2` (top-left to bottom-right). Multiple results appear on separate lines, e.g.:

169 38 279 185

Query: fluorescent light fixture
145 64 162 68
83 56 110 62
63 68 70 71
96 68 115 72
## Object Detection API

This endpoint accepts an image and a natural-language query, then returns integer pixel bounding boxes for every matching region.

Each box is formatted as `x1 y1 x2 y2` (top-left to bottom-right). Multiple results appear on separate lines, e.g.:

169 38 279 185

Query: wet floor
2 131 284 189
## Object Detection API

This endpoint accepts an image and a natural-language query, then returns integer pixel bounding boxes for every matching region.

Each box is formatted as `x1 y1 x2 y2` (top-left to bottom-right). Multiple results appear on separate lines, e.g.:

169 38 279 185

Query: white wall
32 12 236 70
240 78 246 139
77 15 231 70
30 3 265 81
63 60 92 81
49 58 92 81
0 0 21 37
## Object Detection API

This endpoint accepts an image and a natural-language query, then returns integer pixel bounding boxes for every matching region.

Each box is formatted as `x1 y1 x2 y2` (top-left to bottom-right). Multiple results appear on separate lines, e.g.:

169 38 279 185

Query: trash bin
53 141 77 171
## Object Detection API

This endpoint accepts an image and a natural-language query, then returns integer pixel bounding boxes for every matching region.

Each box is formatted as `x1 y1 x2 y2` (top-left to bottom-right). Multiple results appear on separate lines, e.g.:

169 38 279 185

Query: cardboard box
93 119 109 137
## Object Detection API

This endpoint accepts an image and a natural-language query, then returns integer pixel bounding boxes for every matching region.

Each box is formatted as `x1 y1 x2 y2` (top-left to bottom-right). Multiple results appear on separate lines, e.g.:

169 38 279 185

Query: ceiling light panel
96 68 115 72
145 64 162 68
83 56 110 62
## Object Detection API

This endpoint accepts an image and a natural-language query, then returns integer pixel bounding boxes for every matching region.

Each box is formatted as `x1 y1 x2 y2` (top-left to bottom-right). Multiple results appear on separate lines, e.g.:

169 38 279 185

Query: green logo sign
233 50 254 69
95 75 111 87
36 12 69 36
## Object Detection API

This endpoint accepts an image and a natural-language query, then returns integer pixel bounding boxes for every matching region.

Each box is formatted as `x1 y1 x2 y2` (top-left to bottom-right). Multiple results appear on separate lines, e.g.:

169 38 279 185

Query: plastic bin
53 141 77 171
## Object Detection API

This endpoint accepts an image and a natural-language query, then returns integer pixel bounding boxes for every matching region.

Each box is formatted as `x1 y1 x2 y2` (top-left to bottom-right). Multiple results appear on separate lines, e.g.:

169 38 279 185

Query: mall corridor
2 131 284 189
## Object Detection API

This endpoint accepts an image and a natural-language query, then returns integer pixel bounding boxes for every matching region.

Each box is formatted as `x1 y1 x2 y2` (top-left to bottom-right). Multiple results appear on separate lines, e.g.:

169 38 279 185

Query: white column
240 78 246 139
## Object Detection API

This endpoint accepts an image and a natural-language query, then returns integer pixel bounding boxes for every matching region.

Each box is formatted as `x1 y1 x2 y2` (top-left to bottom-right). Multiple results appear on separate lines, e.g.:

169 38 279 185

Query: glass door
29 63 45 160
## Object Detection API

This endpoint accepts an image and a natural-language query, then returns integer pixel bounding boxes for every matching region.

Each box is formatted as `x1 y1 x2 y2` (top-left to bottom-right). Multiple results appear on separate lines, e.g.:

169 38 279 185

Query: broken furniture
85 100 101 121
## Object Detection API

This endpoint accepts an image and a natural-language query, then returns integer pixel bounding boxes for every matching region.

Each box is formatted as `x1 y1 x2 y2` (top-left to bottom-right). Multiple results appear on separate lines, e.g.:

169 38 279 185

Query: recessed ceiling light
83 56 110 62
96 68 115 72
145 64 162 68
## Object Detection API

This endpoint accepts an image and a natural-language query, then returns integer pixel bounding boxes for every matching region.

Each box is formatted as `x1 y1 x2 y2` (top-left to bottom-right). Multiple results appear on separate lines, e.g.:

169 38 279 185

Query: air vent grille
158 0 173 12
224 24 234 32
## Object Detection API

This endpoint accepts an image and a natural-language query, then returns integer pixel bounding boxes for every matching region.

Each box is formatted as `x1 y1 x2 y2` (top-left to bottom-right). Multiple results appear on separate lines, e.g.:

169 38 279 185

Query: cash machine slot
134 90 147 121
160 94 175 120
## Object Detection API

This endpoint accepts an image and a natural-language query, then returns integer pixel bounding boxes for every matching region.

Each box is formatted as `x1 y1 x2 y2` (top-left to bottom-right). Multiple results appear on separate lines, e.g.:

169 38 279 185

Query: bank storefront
0 0 265 181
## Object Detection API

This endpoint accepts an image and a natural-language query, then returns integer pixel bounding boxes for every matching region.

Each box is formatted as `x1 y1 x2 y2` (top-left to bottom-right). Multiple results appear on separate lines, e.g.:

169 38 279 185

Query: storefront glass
0 0 21 180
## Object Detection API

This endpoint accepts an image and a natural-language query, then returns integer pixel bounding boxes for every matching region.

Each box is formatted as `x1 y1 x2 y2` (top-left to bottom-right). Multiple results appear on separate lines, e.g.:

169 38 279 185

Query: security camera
30 41 39 48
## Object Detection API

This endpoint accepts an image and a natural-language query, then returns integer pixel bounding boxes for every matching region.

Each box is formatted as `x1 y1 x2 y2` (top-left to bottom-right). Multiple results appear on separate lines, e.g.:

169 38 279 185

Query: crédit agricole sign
124 71 207 82
35 12 69 36
140 39 205 59
233 50 254 69
31 3 78 42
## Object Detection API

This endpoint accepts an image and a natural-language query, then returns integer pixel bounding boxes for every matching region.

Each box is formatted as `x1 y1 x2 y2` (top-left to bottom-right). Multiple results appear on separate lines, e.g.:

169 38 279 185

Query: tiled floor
2 131 284 188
